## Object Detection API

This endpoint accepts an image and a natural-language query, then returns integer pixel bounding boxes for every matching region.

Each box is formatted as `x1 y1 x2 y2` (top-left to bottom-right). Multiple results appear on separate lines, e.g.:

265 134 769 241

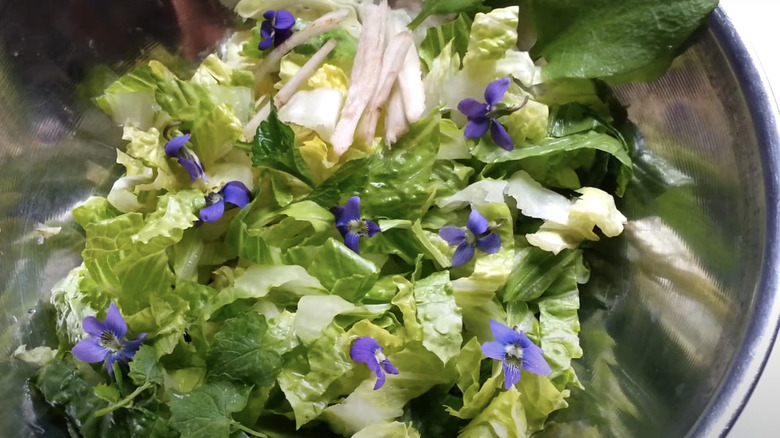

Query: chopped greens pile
14 0 717 437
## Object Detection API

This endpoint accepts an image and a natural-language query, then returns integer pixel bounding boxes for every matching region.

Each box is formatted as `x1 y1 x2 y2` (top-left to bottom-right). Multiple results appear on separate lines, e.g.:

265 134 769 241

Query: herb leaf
206 312 283 387
410 0 487 30
128 345 164 387
169 381 249 438
252 102 314 186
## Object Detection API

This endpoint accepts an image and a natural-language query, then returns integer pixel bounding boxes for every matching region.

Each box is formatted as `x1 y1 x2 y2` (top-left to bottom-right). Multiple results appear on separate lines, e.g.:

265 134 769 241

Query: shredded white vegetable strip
330 1 389 157
254 9 350 81
356 30 414 145
274 38 339 108
397 43 426 123
385 83 408 145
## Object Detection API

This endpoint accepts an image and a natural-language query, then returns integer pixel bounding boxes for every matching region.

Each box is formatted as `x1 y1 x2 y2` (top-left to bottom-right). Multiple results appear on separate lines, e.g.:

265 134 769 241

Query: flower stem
94 382 153 417
233 422 268 437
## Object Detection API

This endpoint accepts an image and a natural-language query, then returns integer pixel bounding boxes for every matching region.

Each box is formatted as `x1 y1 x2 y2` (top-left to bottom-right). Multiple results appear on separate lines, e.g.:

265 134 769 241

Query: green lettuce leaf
413 272 462 365
352 421 422 438
418 14 473 71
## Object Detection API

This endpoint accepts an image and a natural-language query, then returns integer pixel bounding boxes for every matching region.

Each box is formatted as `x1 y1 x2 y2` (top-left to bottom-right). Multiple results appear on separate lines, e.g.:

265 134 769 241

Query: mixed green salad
13 0 718 436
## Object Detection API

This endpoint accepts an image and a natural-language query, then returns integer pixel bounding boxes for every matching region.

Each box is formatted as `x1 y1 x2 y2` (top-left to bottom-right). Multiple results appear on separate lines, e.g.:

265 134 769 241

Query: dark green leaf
207 313 283 387
252 102 314 186
293 28 359 60
128 345 165 387
528 0 718 79
169 381 250 438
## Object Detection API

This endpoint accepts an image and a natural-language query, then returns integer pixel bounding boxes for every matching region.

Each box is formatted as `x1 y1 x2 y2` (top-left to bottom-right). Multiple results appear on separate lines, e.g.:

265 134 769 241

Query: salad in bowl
13 0 719 436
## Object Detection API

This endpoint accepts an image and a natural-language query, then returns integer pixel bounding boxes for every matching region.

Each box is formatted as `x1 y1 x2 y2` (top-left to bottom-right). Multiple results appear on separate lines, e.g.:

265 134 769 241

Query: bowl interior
1 2 778 437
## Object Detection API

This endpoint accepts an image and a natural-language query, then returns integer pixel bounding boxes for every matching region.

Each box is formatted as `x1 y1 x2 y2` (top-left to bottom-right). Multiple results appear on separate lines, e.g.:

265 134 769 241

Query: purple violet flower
259 9 295 50
71 303 147 376
350 336 399 390
481 319 551 389
439 209 501 267
200 181 251 222
331 196 380 254
457 77 515 151
164 133 208 182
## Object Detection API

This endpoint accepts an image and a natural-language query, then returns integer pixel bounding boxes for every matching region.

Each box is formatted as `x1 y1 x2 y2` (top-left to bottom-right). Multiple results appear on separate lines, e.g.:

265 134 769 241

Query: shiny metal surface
1 1 779 437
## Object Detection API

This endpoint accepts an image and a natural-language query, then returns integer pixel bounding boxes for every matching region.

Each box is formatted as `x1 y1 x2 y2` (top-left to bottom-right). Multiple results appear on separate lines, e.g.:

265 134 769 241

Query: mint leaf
128 345 164 387
207 313 283 387
169 381 249 438
252 102 314 186
528 0 718 79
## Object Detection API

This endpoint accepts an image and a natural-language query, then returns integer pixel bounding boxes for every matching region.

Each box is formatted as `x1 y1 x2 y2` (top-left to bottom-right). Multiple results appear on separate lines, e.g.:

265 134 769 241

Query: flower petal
343 196 361 222
106 354 123 377
373 367 387 390
381 359 399 375
480 341 507 361
178 157 206 182
72 338 108 363
104 303 128 340
222 181 251 209
122 333 148 359
467 209 489 235
274 29 294 46
439 226 467 246
260 20 274 38
344 231 361 254
484 77 510 106
81 316 107 337
350 337 380 364
518 332 551 375
200 198 225 223
365 220 381 237
274 9 295 30
164 134 190 157
490 120 515 151
258 37 274 51
263 10 277 21
502 361 522 389
451 242 475 268
476 232 501 254
457 98 488 119
489 319 522 345
463 118 490 139
331 205 347 227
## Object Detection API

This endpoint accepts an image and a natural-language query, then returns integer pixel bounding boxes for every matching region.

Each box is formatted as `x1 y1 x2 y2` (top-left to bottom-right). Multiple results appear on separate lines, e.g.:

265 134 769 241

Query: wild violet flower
200 181 251 222
259 9 295 50
481 319 551 389
350 336 399 390
331 196 380 254
164 133 208 182
439 209 501 267
71 303 147 376
457 77 515 151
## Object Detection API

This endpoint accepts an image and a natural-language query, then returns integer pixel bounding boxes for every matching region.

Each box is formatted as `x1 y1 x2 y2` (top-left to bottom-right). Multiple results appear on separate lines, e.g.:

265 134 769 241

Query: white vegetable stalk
254 9 350 81
356 30 414 146
384 83 408 145
274 38 339 108
331 1 389 157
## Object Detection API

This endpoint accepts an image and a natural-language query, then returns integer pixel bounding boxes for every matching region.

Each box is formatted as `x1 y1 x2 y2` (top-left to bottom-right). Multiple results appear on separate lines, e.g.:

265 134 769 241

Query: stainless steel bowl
1 2 778 437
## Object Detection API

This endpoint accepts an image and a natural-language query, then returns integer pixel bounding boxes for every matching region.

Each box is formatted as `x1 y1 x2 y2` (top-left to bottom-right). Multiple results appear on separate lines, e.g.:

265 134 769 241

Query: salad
13 0 718 437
